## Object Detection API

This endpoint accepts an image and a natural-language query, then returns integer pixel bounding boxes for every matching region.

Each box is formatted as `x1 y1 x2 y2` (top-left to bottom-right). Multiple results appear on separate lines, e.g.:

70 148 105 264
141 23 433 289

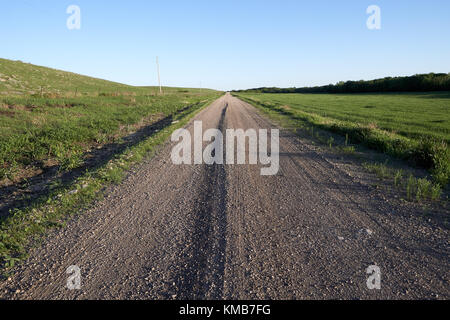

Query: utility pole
156 56 162 95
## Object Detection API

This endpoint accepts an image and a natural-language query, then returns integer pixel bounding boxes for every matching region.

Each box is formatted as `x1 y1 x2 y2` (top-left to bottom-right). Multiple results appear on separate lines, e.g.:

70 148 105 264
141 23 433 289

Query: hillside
0 58 135 96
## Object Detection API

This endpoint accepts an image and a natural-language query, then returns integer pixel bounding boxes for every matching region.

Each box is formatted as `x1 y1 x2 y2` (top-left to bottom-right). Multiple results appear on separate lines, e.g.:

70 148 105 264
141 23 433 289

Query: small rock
358 228 373 236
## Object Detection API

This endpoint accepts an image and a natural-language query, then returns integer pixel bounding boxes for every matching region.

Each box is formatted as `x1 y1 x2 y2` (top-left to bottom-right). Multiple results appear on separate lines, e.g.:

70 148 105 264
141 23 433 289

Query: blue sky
1 0 449 90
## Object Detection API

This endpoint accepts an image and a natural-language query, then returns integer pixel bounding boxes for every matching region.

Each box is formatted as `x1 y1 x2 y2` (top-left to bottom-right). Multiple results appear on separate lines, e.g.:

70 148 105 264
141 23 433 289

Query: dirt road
1 94 449 299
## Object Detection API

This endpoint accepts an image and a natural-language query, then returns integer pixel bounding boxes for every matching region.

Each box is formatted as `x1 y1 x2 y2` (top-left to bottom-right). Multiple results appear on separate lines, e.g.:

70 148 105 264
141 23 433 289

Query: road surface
1 93 449 299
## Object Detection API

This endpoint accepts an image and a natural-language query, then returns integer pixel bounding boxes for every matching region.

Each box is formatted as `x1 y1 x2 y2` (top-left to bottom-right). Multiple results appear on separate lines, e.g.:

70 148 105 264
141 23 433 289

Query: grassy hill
0 58 134 96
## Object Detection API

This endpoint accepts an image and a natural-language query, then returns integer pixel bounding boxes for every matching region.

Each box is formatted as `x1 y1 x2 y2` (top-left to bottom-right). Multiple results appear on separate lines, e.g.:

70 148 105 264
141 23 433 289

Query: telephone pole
156 56 162 95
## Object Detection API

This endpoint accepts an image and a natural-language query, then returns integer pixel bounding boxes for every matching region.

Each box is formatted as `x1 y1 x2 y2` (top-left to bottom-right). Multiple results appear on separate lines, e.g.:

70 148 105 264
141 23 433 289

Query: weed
328 136 334 148
430 184 442 201
394 170 403 187
416 178 432 201
339 146 356 154
413 139 449 185
406 174 416 200
55 145 84 171
364 161 390 180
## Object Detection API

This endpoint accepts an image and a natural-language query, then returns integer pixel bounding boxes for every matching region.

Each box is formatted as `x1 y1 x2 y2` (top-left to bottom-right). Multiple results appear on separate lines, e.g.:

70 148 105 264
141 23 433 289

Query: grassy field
0 59 221 271
235 92 450 186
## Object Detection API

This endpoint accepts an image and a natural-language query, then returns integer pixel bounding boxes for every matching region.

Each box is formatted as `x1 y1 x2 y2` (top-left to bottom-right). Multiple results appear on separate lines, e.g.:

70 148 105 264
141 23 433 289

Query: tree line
234 73 450 94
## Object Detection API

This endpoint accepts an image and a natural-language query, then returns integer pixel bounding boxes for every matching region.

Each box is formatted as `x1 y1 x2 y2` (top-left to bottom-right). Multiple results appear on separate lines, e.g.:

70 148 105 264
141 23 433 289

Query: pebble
358 228 373 236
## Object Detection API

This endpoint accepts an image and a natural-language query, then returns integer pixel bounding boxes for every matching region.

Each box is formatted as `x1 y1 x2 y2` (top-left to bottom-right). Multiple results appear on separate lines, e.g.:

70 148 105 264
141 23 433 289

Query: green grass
394 169 403 187
0 58 132 95
0 58 222 273
234 92 450 186
363 161 391 180
362 162 443 202
235 92 450 142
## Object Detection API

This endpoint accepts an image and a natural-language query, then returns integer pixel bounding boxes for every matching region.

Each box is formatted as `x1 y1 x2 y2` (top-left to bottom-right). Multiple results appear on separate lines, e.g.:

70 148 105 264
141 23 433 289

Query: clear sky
1 0 449 91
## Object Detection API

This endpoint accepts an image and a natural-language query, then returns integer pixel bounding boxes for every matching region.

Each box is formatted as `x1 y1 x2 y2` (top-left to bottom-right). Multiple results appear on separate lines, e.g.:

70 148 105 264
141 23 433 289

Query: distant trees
235 73 450 94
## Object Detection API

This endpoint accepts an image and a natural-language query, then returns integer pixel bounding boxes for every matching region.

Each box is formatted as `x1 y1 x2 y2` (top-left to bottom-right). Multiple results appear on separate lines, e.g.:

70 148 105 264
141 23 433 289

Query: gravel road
1 93 449 300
